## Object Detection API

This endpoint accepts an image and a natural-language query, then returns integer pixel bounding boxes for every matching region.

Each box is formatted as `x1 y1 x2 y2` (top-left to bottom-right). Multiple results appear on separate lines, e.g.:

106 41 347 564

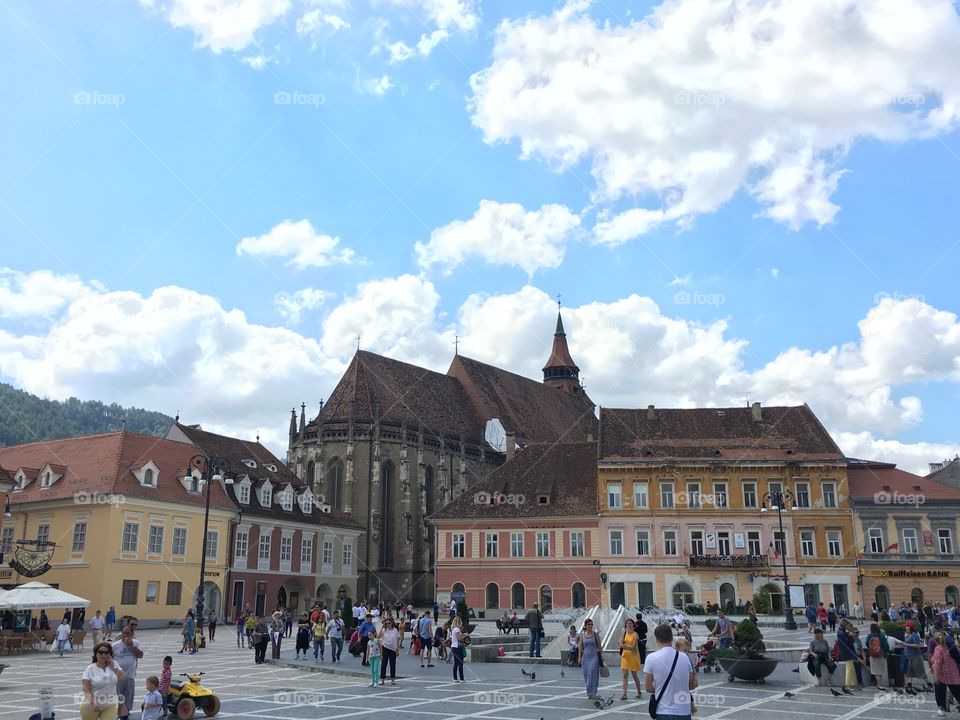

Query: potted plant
716 619 778 682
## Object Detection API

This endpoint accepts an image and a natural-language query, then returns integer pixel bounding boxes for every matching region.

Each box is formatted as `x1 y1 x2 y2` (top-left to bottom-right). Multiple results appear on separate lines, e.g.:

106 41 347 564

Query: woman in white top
450 616 467 683
55 618 72 657
81 641 126 720
378 618 402 685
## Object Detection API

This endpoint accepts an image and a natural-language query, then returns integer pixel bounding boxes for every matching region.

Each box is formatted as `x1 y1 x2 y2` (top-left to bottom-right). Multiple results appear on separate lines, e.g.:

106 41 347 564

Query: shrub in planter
732 618 766 659
880 621 906 641
751 589 771 615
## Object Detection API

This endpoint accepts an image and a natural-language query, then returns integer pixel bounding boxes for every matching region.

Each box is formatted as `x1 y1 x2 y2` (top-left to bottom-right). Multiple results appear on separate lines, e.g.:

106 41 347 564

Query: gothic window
328 459 344 511
306 460 315 488
379 461 394 568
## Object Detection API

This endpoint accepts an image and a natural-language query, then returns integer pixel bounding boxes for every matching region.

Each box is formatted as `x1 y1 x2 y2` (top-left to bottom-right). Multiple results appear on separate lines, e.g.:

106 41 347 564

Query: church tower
542 310 584 395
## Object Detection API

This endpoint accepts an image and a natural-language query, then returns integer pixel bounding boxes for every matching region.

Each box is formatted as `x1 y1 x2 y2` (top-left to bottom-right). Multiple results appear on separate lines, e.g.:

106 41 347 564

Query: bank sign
877 569 950 578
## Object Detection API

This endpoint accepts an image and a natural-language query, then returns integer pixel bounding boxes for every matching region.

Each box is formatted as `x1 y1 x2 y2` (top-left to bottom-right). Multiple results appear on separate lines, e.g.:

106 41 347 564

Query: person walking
931 632 960 717
312 613 327 662
379 618 401 685
711 609 734 648
864 623 890 691
207 613 217 642
112 625 143 720
295 612 311 659
417 611 434 668
837 619 857 693
236 614 245 649
827 604 838 633
89 611 105 646
244 613 256 649
450 616 468 684
853 602 864 624
644 624 696 720
577 618 602 700
619 618 642 700
902 621 928 694
270 611 284 659
357 613 376 666
105 607 116 641
526 603 544 658
805 603 818 633
364 630 382 688
253 617 269 664
283 609 294 638
178 611 195 655
328 610 345 663
80 642 125 720
55 616 72 657
634 614 649 665
817 602 828 630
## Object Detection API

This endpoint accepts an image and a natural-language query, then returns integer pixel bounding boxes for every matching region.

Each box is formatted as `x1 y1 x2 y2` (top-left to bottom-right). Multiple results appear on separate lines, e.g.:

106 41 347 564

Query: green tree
752 588 771 615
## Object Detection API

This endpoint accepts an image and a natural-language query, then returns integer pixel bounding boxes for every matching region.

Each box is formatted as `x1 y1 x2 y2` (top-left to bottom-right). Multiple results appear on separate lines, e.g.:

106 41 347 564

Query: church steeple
542 308 582 395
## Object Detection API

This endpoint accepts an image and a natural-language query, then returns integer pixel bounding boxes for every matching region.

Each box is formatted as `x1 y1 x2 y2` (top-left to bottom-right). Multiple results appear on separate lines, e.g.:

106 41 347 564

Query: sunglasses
97 650 113 655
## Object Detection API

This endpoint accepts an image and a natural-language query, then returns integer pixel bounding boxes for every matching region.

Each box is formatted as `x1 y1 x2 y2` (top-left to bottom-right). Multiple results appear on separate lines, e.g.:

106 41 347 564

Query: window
868 528 884 554
717 531 731 555
143 468 155 487
166 581 182 605
795 482 810 508
713 482 728 508
37 523 50 545
260 484 272 507
265 464 277 473
800 530 815 557
299 492 312 514
71 521 87 553
485 533 499 558
690 530 704 555
238 482 250 504
280 536 293 562
608 482 622 509
259 534 271 560
747 530 761 556
452 533 465 558
148 525 164 554
322 540 334 565
743 482 757 508
939 529 953 554
172 527 187 556
636 530 650 556
633 482 648 509
822 482 837 508
301 537 313 565
536 532 549 557
235 529 249 559
609 529 623 555
768 480 783 497
569 531 584 557
773 531 787 558
511 532 524 557
663 529 677 555
0 527 13 553
660 481 674 509
41 471 52 488
280 488 293 511
827 530 842 558
189 475 199 493
686 482 700 509
145 581 159 603
342 543 353 569
121 522 139 552
121 579 139 605
902 528 918 554
206 530 219 559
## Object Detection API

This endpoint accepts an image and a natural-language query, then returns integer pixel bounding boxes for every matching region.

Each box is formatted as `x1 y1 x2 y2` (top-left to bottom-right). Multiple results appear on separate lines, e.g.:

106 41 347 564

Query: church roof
542 311 579 371
599 404 843 463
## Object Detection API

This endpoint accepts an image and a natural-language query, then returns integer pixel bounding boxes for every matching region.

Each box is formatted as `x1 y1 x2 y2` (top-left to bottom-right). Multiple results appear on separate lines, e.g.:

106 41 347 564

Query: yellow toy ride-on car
167 672 221 719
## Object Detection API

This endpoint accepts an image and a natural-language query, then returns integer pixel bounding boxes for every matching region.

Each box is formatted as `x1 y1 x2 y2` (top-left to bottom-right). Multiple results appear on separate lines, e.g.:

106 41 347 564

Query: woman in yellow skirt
619 618 643 700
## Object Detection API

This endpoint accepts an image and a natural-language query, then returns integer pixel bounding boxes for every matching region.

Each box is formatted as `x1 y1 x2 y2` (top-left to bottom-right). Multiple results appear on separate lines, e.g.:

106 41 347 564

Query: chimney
506 432 516 461
751 402 762 422
647 404 655 420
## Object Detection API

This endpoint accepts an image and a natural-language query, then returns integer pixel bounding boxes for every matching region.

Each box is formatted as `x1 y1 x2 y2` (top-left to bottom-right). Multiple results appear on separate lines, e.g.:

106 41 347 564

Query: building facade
849 459 960 610
0 432 235 626
596 403 858 612
432 442 602 613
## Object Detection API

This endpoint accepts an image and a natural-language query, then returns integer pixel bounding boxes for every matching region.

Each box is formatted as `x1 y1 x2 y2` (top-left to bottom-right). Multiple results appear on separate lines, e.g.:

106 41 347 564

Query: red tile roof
848 459 960 501
542 312 579 371
599 404 843 462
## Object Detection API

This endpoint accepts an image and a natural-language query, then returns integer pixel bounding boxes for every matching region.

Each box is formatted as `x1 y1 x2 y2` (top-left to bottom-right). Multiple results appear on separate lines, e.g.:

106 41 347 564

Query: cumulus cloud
236 219 356 269
0 268 103 319
296 7 349 35
240 53 270 69
142 0 292 52
415 200 582 276
274 287 332 323
470 0 960 244
384 29 448 63
834 431 959 477
357 74 394 96
383 0 477 31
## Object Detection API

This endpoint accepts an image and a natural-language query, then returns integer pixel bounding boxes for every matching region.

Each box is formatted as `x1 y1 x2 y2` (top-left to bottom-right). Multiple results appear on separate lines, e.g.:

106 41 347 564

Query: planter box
717 657 778 682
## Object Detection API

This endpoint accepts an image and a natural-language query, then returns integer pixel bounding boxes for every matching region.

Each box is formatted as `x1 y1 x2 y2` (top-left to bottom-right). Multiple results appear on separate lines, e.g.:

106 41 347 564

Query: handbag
600 663 610 678
596 633 608 676
649 649 681 719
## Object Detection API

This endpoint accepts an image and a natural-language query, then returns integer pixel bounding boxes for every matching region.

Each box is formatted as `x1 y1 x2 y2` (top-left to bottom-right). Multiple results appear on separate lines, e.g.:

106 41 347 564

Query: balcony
689 554 768 568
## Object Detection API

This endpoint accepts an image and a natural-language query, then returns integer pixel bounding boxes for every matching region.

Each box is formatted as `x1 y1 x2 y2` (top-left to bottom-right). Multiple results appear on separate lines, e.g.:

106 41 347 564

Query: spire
289 408 298 440
299 402 306 439
542 309 582 395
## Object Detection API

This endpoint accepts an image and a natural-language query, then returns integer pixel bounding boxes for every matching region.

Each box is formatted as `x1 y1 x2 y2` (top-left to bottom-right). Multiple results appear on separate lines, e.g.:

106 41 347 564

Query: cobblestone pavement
0 626 942 720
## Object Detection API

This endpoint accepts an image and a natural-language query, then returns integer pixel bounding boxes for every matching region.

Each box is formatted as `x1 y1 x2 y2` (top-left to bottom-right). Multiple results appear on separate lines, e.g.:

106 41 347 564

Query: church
286 311 597 605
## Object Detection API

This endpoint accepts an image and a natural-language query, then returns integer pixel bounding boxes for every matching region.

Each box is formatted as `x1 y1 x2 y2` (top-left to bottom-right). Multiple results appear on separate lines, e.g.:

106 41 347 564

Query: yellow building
0 431 235 627
596 403 858 613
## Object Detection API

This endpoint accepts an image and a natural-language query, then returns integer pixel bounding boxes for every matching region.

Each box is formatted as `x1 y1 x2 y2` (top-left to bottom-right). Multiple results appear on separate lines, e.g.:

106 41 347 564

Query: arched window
452 582 465 603
539 585 553 611
485 583 499 609
306 461 315 488
379 461 394 567
672 582 695 609
572 582 586 608
946 586 958 606
143 468 155 486
875 585 890 610
511 582 525 609
719 583 736 612
911 587 924 606
327 459 343 511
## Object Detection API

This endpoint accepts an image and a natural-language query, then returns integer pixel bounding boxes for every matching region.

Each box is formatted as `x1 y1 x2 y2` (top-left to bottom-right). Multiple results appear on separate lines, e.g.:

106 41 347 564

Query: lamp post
760 489 798 630
183 454 233 633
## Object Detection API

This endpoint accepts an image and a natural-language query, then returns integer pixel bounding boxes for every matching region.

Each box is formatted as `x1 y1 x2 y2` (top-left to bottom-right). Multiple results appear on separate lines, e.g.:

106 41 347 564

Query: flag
884 543 898 553
769 541 780 559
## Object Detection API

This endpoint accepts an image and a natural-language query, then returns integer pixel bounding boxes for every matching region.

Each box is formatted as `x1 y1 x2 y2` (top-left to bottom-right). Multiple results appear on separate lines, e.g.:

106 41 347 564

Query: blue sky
1 0 959 471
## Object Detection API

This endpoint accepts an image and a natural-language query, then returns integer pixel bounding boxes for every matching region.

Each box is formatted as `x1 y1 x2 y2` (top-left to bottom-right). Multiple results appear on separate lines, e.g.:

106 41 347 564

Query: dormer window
237 478 251 504
41 471 52 488
37 464 65 489
265 464 278 473
259 483 272 508
190 476 199 493
242 459 257 469
537 494 550 505
299 490 313 514
134 461 160 488
280 485 294 511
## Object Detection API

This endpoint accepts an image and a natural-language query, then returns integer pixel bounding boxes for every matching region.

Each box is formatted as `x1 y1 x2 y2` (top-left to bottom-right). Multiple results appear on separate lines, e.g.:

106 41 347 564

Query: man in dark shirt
357 613 376 666
526 603 543 658
634 614 649 663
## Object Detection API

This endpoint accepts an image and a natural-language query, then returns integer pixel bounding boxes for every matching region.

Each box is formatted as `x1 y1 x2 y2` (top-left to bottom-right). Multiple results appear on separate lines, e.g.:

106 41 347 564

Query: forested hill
0 383 173 447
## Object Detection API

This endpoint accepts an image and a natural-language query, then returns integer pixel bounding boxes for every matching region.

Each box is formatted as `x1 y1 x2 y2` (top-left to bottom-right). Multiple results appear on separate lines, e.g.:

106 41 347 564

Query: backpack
868 635 883 658
831 640 840 661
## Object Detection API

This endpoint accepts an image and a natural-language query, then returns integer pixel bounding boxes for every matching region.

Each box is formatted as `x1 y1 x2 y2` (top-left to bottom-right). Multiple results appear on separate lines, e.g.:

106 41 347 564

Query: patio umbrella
1 581 90 610
0 588 10 609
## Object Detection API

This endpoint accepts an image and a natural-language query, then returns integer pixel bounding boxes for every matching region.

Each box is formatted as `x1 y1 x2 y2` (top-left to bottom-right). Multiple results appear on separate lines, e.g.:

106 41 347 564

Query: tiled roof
599 404 843 462
848 459 960 501
0 465 15 490
432 441 599 520
447 355 597 445
0 431 235 508
542 312 579 371
172 423 361 531
926 457 960 489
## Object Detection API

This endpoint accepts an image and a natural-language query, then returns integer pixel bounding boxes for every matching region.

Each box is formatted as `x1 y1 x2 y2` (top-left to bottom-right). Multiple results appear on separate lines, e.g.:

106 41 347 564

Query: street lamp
183 454 233 632
760 489 798 630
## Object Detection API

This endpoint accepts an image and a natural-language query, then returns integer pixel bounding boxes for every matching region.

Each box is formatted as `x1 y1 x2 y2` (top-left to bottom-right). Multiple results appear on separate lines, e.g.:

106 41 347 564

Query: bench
495 618 529 634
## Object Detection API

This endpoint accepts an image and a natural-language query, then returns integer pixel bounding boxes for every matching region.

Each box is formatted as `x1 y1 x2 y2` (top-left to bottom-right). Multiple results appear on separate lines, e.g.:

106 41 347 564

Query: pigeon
521 668 536 681
842 687 854 695
593 698 615 710
830 689 842 697
784 692 795 698
791 667 800 672
560 670 565 678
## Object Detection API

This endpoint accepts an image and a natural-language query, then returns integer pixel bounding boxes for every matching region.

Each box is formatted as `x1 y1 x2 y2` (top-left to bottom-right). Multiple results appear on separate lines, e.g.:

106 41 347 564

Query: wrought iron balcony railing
689 554 768 568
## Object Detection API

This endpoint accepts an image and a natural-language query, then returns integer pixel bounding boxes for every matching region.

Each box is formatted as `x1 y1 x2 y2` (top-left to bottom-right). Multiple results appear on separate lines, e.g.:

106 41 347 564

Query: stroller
694 638 719 673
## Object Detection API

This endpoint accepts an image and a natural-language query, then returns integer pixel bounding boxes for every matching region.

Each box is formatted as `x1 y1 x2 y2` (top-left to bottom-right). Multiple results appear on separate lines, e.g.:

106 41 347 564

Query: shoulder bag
649 649 681 719
597 634 610 677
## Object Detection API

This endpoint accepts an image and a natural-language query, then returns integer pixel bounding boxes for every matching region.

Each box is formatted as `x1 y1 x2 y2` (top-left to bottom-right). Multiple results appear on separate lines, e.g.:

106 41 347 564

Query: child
364 630 382 688
141 676 164 720
158 656 173 718
568 625 580 666
675 639 698 715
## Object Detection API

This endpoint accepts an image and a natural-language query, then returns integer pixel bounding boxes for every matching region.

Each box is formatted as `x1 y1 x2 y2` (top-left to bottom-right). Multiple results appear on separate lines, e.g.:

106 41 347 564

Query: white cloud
383 0 478 31
144 0 292 52
0 268 103 319
470 0 960 244
415 200 582 277
296 8 349 35
274 287 332 323
361 74 394 96
668 274 692 287
240 53 270 69
770 268 780 279
236 219 356 269
834 431 959 477
384 29 449 64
